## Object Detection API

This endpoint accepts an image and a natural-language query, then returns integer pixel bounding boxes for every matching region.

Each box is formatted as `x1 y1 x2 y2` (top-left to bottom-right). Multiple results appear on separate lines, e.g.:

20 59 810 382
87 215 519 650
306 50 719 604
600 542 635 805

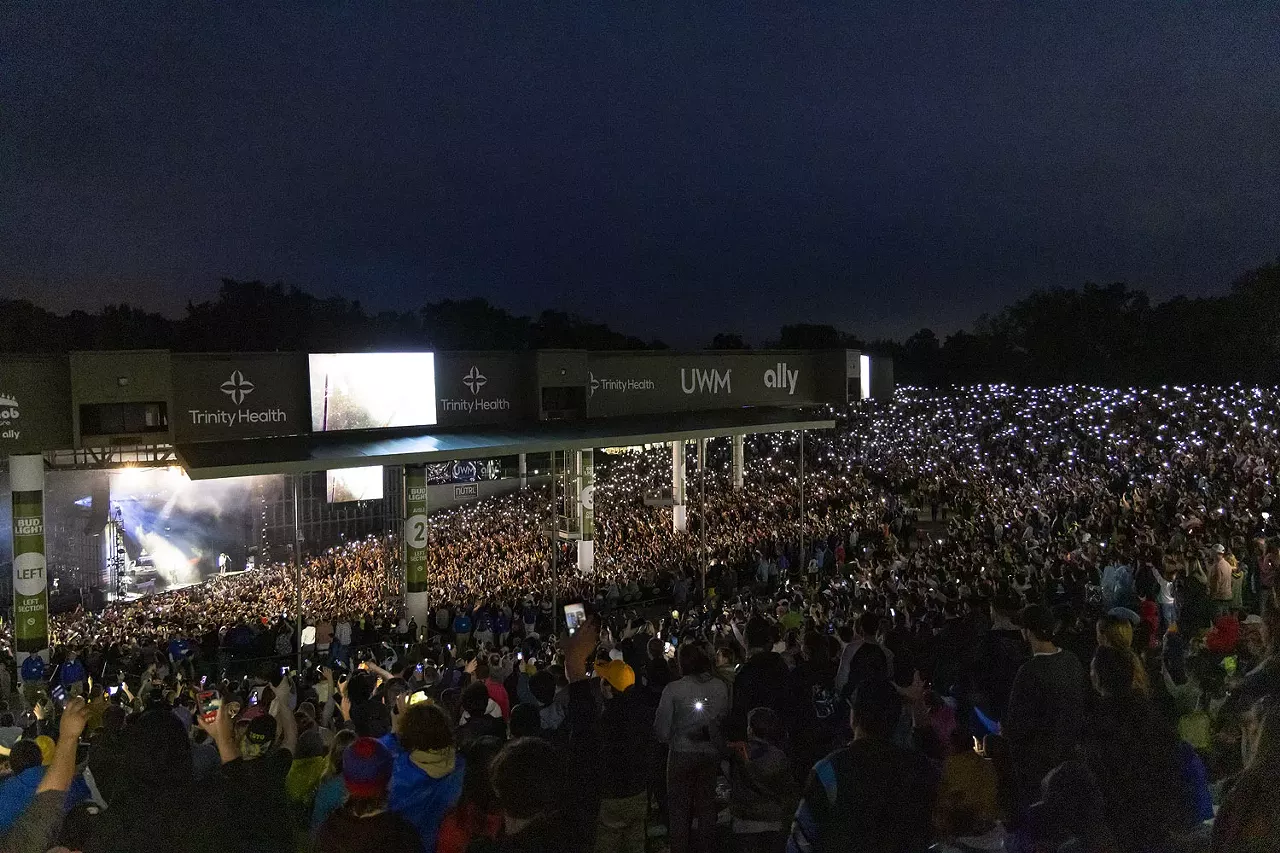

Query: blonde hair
1097 615 1133 651
323 729 358 780
1096 615 1149 696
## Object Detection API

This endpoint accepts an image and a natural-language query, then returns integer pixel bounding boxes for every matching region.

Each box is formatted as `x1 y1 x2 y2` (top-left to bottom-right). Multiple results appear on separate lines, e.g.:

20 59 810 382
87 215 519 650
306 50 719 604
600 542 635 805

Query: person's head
676 642 713 678
346 671 377 705
1096 614 1134 651
747 706 785 746
849 678 901 740
325 728 358 777
1034 760 1110 844
342 737 394 811
9 740 42 774
490 737 561 830
458 736 504 811
509 703 542 738
241 713 277 760
1020 605 1056 647
396 701 455 753
121 709 194 788
802 630 831 665
1240 696 1278 768
744 616 771 651
528 671 556 706
1091 645 1135 700
596 659 636 698
461 682 491 718
857 611 880 640
992 592 1020 623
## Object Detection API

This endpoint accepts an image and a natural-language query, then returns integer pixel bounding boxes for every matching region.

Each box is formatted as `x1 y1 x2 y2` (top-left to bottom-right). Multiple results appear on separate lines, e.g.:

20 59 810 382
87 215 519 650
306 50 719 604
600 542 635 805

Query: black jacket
728 651 791 740
565 679 654 800
1003 650 1086 796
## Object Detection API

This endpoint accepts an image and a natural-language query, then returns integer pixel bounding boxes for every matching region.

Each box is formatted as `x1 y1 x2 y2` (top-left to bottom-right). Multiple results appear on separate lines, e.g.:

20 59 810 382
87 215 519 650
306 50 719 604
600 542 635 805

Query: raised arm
272 676 298 754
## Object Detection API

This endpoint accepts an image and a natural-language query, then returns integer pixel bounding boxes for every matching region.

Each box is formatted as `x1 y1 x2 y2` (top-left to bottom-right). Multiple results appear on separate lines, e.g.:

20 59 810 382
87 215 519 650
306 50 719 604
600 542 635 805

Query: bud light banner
585 352 844 417
403 466 429 595
10 455 48 656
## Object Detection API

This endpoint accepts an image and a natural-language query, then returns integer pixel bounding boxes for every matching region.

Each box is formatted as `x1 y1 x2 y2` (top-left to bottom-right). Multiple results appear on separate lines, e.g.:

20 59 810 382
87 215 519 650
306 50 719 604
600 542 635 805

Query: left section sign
172 353 309 442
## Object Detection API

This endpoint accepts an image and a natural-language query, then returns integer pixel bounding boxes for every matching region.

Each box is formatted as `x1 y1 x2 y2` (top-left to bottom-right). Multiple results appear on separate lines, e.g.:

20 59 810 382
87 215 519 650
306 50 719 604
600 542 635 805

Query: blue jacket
379 734 465 852
0 767 89 832
0 767 43 832
60 659 87 686
310 775 346 833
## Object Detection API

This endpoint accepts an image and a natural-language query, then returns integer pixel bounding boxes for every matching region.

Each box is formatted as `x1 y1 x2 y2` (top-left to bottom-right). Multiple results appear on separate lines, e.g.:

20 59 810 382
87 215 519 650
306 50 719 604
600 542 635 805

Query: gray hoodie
655 673 729 755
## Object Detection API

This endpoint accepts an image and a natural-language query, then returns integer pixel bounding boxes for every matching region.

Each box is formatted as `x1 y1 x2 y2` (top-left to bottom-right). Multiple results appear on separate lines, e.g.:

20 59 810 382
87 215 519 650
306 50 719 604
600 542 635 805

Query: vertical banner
671 441 687 532
402 465 430 623
10 455 48 659
732 434 745 490
576 449 595 574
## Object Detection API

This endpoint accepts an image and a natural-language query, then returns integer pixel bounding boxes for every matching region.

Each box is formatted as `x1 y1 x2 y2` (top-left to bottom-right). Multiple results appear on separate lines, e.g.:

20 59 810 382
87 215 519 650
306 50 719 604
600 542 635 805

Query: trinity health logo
220 371 255 405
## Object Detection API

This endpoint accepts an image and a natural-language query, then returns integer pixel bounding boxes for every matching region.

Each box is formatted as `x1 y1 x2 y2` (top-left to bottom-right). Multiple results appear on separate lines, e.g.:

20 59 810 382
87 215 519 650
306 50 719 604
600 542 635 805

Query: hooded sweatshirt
655 673 729 756
379 734 465 853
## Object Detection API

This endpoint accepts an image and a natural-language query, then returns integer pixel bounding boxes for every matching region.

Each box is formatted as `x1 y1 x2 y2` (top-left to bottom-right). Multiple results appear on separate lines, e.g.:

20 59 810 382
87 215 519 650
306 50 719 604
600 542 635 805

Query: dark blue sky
3 3 1278 346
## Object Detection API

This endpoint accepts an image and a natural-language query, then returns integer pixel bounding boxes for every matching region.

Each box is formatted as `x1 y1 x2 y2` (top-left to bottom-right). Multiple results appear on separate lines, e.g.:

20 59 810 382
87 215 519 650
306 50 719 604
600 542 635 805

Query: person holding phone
202 673 298 852
655 642 729 853
0 696 90 851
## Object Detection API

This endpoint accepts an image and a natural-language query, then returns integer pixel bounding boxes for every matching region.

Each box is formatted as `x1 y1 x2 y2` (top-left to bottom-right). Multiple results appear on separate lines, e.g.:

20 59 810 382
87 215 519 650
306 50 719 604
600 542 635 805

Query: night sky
3 3 1278 346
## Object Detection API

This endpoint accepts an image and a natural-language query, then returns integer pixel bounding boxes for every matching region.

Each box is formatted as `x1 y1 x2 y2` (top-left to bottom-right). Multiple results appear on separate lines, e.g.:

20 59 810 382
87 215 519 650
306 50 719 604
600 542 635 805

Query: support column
403 465 430 625
10 455 49 672
698 438 707 592
798 430 807 574
732 434 745 490
549 451 558 635
518 453 528 489
575 449 595 574
292 475 303 673
671 441 687 532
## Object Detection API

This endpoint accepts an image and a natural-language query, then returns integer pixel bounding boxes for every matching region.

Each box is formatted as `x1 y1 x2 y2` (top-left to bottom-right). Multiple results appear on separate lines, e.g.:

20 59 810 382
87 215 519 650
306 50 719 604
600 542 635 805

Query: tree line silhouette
3 257 1279 386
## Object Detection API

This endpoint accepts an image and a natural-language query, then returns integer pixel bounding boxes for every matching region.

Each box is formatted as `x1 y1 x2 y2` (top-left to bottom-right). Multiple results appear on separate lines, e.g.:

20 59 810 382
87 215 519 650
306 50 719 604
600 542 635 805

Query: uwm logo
680 368 731 395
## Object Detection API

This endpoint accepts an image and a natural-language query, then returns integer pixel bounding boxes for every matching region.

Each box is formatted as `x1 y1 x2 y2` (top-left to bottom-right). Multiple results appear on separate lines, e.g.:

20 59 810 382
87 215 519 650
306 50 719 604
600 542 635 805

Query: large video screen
309 352 436 432
326 466 384 503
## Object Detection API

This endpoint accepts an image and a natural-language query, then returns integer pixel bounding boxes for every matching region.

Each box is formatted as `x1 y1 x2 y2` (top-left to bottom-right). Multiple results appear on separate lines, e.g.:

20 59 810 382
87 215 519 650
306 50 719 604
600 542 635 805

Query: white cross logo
220 370 254 405
464 366 487 395
589 372 599 397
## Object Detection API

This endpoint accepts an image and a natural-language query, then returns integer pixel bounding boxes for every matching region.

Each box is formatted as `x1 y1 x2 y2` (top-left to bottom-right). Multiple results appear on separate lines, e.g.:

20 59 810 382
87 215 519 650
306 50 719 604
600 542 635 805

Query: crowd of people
0 383 1276 851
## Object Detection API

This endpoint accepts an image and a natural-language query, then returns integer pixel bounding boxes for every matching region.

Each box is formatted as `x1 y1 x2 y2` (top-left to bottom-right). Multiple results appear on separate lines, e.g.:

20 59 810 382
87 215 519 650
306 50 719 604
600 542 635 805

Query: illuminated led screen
308 352 436 432
326 466 384 503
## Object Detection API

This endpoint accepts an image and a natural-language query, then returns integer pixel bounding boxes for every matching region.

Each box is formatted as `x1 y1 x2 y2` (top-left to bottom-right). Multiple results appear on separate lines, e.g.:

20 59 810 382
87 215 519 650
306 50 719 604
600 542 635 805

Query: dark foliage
6 257 1280 385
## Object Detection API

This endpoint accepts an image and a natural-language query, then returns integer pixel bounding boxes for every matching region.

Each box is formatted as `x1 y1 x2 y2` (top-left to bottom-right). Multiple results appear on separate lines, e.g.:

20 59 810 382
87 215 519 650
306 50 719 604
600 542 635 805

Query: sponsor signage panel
309 352 436 432
172 354 308 442
404 466 429 594
433 353 535 425
585 352 832 417
452 483 479 500
0 357 72 454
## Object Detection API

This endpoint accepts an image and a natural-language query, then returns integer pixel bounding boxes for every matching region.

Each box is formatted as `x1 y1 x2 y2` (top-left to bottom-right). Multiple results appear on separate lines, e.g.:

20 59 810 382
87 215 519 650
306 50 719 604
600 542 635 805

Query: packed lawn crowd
1 384 1279 851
